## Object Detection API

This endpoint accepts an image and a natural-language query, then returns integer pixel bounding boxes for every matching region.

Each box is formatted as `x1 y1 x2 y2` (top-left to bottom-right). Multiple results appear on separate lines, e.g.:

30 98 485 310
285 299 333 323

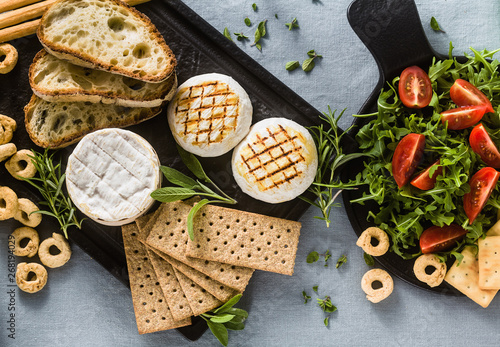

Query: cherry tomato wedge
419 224 468 254
450 79 494 113
410 160 443 190
392 133 425 188
440 105 489 130
470 123 500 168
398 66 433 109
463 167 500 224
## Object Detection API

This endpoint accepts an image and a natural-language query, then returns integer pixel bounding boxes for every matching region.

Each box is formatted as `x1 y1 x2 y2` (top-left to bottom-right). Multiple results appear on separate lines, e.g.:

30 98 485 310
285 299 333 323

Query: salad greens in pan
347 45 500 262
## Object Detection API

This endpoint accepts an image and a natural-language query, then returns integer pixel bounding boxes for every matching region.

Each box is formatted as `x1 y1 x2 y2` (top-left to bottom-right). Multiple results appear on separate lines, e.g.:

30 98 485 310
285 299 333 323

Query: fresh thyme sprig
150 146 236 240
200 294 248 347
300 107 365 227
21 149 84 238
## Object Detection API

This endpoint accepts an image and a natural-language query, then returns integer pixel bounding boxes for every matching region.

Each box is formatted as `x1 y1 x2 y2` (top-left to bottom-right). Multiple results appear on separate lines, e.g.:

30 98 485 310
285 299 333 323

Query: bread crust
37 0 176 83
24 94 163 148
29 50 177 108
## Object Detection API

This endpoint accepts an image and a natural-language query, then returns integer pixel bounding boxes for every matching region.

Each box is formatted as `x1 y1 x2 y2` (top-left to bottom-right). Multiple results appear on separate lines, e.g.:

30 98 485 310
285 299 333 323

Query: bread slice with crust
29 50 177 108
37 0 176 83
24 94 162 148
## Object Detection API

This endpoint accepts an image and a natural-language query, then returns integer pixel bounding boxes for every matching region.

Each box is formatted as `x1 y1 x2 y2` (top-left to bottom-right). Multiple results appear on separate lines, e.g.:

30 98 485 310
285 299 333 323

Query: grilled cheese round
167 73 252 157
231 118 318 203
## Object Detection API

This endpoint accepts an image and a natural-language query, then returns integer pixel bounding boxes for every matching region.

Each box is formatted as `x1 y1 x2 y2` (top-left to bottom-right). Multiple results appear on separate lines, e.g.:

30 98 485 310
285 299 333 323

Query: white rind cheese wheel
66 128 161 226
231 118 318 204
167 73 252 157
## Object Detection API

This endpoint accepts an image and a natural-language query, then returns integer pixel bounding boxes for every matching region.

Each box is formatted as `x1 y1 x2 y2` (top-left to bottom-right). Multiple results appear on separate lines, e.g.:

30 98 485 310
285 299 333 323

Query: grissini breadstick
0 0 57 30
0 0 151 43
0 0 42 13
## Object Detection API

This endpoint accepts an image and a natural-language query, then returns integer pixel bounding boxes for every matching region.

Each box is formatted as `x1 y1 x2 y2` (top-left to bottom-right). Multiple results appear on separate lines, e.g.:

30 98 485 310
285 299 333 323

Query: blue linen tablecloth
1 0 500 346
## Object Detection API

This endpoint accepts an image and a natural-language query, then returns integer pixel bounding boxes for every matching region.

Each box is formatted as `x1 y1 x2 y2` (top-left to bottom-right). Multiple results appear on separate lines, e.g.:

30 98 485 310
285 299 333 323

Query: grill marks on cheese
239 125 306 192
66 131 157 221
175 81 239 147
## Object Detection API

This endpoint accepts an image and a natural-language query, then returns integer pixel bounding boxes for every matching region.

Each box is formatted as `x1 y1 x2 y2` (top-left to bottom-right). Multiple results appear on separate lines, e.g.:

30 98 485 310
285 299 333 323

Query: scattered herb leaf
430 16 445 33
312 285 319 293
317 296 337 313
275 13 278 19
252 3 257 11
223 27 232 41
22 149 84 238
234 32 249 41
364 253 375 266
285 17 299 30
252 20 267 50
302 50 323 72
244 17 251 26
302 290 311 304
306 251 320 263
324 317 329 326
286 60 300 71
336 254 347 268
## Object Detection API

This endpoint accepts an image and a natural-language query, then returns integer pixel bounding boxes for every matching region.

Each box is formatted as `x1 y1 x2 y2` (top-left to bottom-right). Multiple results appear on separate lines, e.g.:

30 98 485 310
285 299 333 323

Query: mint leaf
430 16 445 33
286 61 300 71
306 251 319 263
244 17 251 26
223 27 232 41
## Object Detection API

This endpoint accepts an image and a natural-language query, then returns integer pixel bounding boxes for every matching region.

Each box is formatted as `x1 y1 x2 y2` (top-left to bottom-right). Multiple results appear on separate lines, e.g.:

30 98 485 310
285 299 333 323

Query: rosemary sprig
21 149 84 238
300 107 364 227
150 146 236 240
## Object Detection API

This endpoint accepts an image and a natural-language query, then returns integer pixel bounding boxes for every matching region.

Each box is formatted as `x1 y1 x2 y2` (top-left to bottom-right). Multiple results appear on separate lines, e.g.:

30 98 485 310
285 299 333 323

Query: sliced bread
24 94 162 148
37 0 176 83
29 50 177 108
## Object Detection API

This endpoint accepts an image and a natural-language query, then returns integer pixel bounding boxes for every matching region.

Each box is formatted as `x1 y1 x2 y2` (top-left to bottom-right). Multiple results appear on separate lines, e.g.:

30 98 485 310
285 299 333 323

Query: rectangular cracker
135 208 161 243
151 247 237 302
147 248 194 321
145 201 254 291
185 204 302 275
444 246 498 308
121 223 191 333
478 236 500 289
172 267 222 316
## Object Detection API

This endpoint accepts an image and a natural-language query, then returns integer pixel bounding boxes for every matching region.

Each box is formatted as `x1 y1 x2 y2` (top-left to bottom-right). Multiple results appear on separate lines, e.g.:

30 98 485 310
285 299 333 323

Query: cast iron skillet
342 0 463 295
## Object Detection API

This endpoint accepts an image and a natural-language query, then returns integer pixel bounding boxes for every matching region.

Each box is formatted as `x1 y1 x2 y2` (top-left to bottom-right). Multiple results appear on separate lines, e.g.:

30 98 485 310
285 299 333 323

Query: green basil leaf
177 145 209 182
160 166 198 189
210 314 235 324
214 294 242 313
286 61 300 71
306 251 319 263
150 187 197 202
223 27 232 41
187 199 211 240
207 321 229 347
302 57 315 72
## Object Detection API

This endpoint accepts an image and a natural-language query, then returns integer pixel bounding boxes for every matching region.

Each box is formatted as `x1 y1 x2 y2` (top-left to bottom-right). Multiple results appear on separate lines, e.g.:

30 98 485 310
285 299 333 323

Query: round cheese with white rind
167 73 252 157
231 118 318 204
66 128 161 226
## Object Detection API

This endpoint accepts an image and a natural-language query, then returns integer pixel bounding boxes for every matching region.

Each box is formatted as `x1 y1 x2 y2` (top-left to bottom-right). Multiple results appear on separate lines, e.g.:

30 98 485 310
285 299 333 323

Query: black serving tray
341 0 465 296
0 0 332 340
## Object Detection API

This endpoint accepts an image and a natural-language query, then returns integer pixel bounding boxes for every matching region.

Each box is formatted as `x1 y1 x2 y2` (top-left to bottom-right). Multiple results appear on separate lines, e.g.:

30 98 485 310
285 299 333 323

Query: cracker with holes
444 246 498 308
146 248 193 321
186 204 301 275
152 248 237 302
478 236 500 290
145 200 254 291
172 267 223 316
121 223 191 334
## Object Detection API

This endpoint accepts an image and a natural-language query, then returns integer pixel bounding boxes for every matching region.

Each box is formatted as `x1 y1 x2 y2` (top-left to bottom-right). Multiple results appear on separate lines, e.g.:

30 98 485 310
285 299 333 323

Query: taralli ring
14 198 42 228
361 268 394 303
356 227 390 256
0 143 16 162
5 149 37 180
0 186 19 220
0 114 17 145
0 43 18 74
413 254 447 288
16 262 48 293
38 233 71 268
11 227 40 257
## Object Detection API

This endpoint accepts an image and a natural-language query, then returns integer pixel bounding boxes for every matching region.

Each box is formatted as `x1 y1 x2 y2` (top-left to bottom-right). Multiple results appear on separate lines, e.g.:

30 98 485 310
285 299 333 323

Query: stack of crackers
445 220 500 308
121 198 301 334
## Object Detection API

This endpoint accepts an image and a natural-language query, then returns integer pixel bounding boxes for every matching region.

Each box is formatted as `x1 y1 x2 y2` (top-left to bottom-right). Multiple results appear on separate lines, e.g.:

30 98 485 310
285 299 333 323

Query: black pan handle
347 0 437 84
